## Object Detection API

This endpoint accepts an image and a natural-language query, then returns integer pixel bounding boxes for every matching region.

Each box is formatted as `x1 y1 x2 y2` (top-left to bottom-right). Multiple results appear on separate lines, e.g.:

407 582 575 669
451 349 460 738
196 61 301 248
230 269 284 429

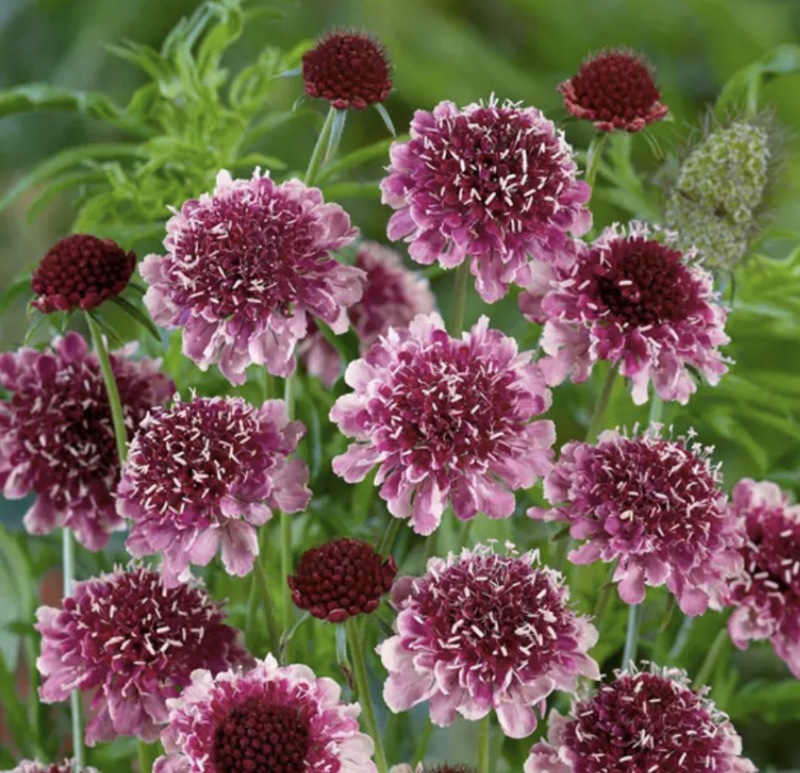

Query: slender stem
63 528 85 769
138 740 153 773
280 511 293 633
458 518 473 548
252 554 281 658
648 394 664 427
305 106 336 187
245 526 268 648
593 563 617 628
477 715 491 773
86 313 128 464
412 716 434 767
621 603 641 670
694 627 728 688
584 132 608 190
345 618 388 773
668 614 695 662
422 529 438 565
263 371 274 402
451 260 470 337
379 516 402 558
586 362 619 444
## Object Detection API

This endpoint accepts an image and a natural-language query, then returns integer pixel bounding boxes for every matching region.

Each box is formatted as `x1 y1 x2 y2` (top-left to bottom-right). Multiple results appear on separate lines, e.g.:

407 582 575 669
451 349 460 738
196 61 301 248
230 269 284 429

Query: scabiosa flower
331 313 555 536
288 538 397 623
35 566 251 746
525 665 756 773
558 49 669 132
141 169 362 385
6 762 102 773
0 332 172 550
299 241 436 386
119 395 311 586
519 222 730 405
302 30 392 110
154 654 376 773
726 479 800 678
529 427 744 615
381 97 591 304
377 544 599 739
31 234 136 314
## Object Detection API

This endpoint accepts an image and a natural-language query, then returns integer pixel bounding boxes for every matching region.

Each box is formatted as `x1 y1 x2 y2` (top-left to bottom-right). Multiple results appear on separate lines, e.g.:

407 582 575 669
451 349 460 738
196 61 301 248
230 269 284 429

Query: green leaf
26 170 107 222
729 680 800 722
320 181 382 200
0 647 33 759
315 319 360 366
109 296 163 342
316 136 400 184
0 82 129 126
0 275 33 316
228 153 287 172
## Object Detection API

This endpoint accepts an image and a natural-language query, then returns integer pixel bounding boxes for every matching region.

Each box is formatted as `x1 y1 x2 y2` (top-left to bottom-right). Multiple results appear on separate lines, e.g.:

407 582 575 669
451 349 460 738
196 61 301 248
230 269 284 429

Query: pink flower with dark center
299 241 436 386
519 222 730 405
331 313 555 535
141 169 363 385
302 31 392 110
377 544 599 739
529 427 744 616
726 479 800 677
31 234 136 314
36 566 252 746
119 395 311 586
154 655 376 773
0 332 172 550
8 762 101 773
381 98 591 304
558 49 669 132
525 666 756 773
288 538 398 623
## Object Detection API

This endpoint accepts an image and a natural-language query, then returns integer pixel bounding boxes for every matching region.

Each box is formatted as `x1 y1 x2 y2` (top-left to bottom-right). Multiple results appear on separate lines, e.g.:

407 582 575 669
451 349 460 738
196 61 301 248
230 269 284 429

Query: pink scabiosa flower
381 97 591 304
519 222 729 405
35 566 252 746
141 169 362 385
525 665 756 773
726 479 800 677
299 241 436 386
7 762 102 773
0 332 172 550
119 395 311 586
529 427 744 616
377 544 599 739
558 49 669 133
154 654 376 773
331 313 555 535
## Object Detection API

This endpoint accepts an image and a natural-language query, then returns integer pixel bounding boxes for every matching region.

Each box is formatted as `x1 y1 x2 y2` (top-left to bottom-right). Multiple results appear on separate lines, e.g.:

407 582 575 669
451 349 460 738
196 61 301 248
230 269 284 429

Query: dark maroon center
214 697 311 773
564 673 726 773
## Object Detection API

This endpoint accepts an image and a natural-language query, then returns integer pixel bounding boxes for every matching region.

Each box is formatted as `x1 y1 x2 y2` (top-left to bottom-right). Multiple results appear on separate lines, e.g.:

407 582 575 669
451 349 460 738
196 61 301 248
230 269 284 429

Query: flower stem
138 740 154 773
63 528 84 769
477 715 491 773
451 260 470 337
305 106 336 187
621 603 641 670
648 394 663 427
280 373 295 650
584 132 608 190
412 716 434 767
379 516 402 558
86 313 128 464
668 614 695 662
345 617 388 773
252 553 281 659
586 362 619 444
693 627 728 688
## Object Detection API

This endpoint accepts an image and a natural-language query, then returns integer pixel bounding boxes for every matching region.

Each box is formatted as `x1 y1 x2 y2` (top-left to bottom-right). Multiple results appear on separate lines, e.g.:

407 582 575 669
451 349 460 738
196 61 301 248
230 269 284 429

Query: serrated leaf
0 83 130 127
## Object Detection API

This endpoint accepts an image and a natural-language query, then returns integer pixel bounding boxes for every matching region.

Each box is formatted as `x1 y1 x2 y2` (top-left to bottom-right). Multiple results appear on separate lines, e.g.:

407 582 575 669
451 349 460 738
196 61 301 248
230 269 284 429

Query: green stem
458 518 473 548
622 603 641 670
86 313 128 464
451 260 470 337
280 511 293 632
648 394 664 427
305 106 336 187
412 717 434 767
584 132 608 190
586 362 619 444
63 528 84 769
245 527 268 649
345 618 388 773
668 614 695 662
138 740 155 773
694 627 728 688
477 715 491 773
592 563 617 628
253 554 281 658
379 517 402 558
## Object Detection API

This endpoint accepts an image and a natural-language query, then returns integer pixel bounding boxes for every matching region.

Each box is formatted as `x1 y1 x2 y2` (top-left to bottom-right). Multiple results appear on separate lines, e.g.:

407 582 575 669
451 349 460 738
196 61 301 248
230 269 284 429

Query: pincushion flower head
119 394 311 586
381 97 591 304
726 479 800 677
141 169 363 385
36 566 252 746
288 538 398 623
377 543 599 739
154 654 376 773
0 332 172 550
299 241 436 386
525 665 756 773
558 49 669 132
331 313 555 536
519 222 730 405
31 233 136 314
529 426 744 615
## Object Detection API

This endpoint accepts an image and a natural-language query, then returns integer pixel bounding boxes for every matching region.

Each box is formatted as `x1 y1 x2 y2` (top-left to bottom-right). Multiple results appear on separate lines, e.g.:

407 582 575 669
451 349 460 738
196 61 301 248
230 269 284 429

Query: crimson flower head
381 97 591 304
530 426 744 616
119 395 311 587
36 566 252 746
141 169 363 385
558 49 669 132
31 234 136 314
378 544 599 739
8 762 101 773
288 538 398 623
526 665 756 773
154 655 377 773
726 479 800 678
331 313 555 535
302 30 392 110
520 222 730 405
0 332 172 550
